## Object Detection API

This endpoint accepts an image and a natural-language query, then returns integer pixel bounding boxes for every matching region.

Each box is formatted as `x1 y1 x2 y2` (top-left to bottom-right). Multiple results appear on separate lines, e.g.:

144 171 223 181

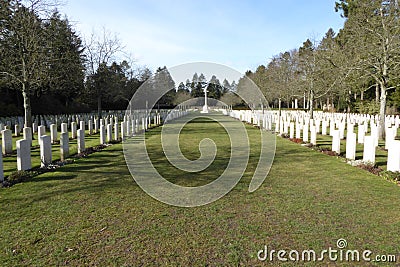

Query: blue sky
60 0 345 74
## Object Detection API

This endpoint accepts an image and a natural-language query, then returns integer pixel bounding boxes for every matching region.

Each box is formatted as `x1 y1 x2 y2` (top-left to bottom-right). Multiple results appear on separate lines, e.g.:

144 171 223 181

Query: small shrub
304 143 315 148
313 146 339 156
2 170 38 187
280 133 289 138
108 139 121 144
357 162 382 175
380 171 400 184
321 150 339 157
289 138 303 144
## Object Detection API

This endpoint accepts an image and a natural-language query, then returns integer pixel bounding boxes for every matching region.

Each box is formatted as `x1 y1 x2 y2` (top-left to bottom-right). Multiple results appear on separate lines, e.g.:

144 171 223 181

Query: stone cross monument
201 85 209 113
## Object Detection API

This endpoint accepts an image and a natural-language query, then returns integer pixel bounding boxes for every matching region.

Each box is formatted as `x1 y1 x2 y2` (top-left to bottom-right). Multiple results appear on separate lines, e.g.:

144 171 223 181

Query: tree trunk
22 84 32 128
378 84 386 140
375 86 380 103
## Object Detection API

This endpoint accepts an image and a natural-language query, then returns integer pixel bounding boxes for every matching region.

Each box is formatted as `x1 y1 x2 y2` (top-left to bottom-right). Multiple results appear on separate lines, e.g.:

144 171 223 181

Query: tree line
0 0 154 127
243 0 400 139
4 0 399 140
0 0 242 128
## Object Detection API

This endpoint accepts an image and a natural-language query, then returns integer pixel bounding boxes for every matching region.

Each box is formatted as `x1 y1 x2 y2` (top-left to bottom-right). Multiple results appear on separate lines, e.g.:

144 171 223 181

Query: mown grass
0 112 399 266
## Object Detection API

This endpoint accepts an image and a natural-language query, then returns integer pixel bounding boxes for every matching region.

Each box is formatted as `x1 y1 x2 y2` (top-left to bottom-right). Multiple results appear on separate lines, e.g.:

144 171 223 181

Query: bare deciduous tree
84 27 125 117
340 0 400 139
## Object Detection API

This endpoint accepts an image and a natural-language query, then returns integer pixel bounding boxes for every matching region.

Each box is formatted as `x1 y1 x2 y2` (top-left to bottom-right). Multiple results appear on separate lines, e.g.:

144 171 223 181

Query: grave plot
0 110 177 183
228 109 400 183
0 110 399 266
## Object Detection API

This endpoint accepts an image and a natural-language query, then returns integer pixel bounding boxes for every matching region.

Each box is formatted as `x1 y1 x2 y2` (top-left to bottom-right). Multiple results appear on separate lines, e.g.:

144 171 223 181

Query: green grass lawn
0 113 399 266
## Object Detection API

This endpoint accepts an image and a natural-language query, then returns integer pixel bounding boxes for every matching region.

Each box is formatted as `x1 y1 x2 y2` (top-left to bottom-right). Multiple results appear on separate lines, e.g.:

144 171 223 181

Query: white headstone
289 122 294 139
60 132 69 161
279 119 284 135
347 123 354 135
71 122 77 139
23 127 32 147
132 120 136 135
126 120 131 136
107 124 112 142
16 139 31 171
114 123 119 141
14 124 20 137
302 123 309 143
39 135 52 167
358 124 365 144
331 130 341 154
88 120 93 135
1 129 12 154
77 129 85 154
79 121 85 131
315 120 321 133
363 136 376 163
387 140 400 172
371 125 379 147
345 132 357 160
121 122 125 141
321 120 327 135
329 120 335 136
283 121 289 134
295 123 301 139
310 125 317 145
385 127 396 150
339 122 345 139
38 125 46 137
32 122 37 134
100 125 106 145
61 123 68 133
50 124 57 143
94 119 99 134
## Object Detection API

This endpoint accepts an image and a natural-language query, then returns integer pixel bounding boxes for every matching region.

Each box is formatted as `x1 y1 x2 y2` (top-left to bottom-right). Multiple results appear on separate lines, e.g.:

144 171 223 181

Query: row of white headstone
0 109 189 182
0 111 126 135
226 109 400 172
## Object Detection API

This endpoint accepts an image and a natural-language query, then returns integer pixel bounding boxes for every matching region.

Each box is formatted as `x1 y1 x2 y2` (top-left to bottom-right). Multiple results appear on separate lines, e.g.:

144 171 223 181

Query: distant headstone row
0 109 188 182
225 109 400 172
